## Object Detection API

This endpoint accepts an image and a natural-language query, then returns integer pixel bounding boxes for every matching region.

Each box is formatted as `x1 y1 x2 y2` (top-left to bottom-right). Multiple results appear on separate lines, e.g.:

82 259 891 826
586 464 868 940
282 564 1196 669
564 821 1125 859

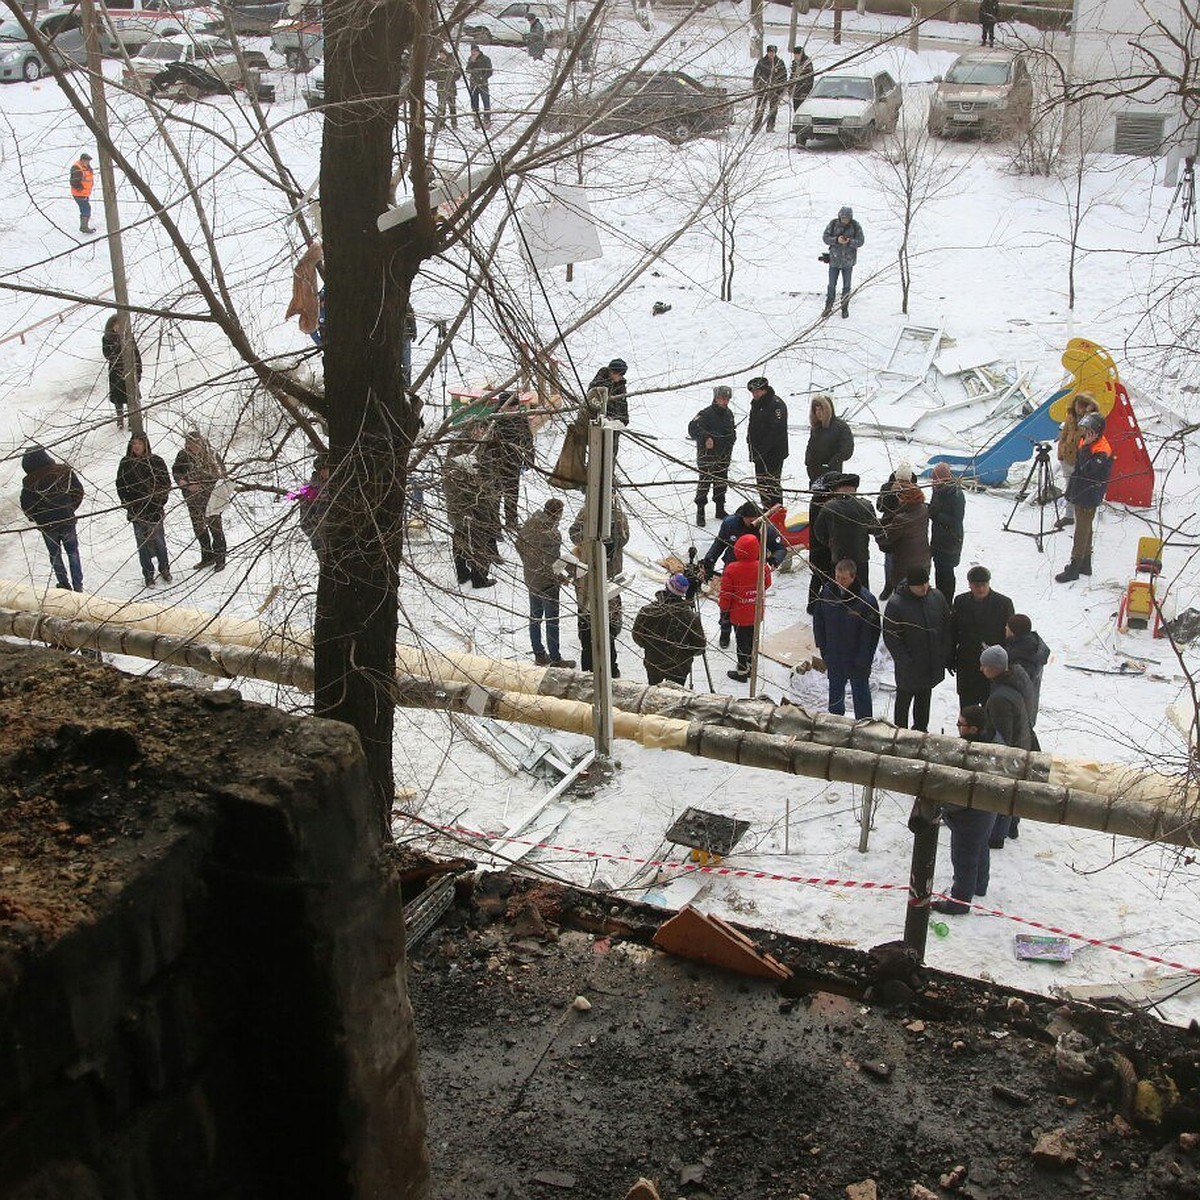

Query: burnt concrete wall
0 645 429 1200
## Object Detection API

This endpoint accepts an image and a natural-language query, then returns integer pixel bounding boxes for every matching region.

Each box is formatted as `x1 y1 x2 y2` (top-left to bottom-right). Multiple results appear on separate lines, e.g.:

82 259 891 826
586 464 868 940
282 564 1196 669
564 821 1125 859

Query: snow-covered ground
2 7 1200 1022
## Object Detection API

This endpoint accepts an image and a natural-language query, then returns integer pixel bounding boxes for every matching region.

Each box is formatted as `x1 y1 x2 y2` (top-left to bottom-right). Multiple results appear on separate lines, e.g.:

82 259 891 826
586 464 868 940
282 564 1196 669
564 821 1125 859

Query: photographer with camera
822 205 864 319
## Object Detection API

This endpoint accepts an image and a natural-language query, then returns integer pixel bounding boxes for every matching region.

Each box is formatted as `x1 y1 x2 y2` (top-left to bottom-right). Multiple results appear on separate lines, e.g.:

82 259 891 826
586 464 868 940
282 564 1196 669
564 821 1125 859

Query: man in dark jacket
822 205 865 319
812 473 876 589
745 375 788 510
750 44 788 134
466 42 493 129
804 394 854 483
928 462 965 602
589 358 629 427
813 559 880 718
979 0 999 45
20 446 85 592
632 573 707 685
525 12 546 59
883 565 951 731
933 704 995 915
444 444 500 589
516 498 574 668
689 385 736 527
949 565 1014 707
789 44 814 111
116 433 172 587
1004 613 1049 725
980 644 1035 845
102 314 142 430
702 501 786 649
1056 411 1114 583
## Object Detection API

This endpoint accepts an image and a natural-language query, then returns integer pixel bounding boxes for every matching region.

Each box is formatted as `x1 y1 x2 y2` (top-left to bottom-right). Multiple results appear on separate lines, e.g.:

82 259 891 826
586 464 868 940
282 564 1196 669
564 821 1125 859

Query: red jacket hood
733 533 760 561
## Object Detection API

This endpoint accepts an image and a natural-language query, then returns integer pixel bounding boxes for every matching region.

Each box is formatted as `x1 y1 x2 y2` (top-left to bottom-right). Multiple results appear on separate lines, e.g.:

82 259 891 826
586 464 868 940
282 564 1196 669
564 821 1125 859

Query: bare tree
866 110 970 315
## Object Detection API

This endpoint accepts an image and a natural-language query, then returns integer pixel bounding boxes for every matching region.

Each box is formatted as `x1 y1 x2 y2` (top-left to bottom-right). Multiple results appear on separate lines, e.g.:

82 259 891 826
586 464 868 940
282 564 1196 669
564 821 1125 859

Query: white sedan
792 70 902 149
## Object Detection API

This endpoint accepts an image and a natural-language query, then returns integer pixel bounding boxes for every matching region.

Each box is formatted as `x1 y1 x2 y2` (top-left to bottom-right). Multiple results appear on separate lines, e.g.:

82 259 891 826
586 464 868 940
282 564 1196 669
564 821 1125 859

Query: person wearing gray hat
822 206 864 319
980 643 1036 846
688 385 737 527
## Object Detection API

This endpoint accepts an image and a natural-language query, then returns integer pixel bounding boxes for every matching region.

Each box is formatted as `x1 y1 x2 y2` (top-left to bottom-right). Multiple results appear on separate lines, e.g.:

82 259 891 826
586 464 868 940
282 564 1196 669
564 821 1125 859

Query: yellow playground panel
1048 338 1121 422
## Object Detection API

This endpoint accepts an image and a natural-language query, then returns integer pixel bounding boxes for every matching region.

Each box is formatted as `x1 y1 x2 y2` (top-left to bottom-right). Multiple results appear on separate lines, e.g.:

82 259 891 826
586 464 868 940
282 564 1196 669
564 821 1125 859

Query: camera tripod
1002 442 1064 553
1160 155 1197 244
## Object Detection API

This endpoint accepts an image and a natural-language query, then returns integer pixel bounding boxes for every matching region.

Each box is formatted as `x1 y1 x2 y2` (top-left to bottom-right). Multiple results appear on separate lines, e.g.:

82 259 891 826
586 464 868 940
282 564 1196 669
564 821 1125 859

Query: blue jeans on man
827 668 872 718
132 517 169 581
529 586 561 660
42 527 83 591
826 263 852 306
942 806 994 902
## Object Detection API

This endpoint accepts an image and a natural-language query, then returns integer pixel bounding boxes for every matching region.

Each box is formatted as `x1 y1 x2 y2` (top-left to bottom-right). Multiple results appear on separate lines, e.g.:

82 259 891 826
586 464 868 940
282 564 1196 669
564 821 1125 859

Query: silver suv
928 49 1032 138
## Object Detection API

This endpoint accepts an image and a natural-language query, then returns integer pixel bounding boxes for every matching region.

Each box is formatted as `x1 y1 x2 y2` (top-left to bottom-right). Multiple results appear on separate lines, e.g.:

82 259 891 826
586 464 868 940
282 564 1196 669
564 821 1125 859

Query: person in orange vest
69 152 94 234
1055 411 1114 582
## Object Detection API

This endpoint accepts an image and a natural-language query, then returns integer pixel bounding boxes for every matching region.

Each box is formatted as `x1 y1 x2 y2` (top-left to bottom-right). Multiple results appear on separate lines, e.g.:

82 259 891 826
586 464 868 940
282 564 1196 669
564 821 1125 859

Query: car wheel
23 57 41 81
284 47 307 72
664 119 694 144
858 120 876 148
795 130 809 148
467 27 492 44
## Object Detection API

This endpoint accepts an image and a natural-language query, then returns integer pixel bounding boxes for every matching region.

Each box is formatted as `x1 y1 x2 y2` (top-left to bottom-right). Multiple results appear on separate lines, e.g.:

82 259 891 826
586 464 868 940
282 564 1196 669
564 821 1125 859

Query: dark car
548 69 730 143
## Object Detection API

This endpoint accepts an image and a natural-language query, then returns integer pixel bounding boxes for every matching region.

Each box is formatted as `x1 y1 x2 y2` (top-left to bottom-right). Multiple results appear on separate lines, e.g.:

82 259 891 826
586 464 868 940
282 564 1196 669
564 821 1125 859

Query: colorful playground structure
925 339 1155 508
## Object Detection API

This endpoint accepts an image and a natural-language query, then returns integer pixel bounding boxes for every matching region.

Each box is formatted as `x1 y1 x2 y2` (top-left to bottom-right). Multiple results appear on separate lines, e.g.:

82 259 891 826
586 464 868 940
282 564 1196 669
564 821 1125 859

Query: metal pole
903 798 940 961
750 0 763 59
858 783 875 853
787 0 800 52
583 393 614 761
81 0 142 435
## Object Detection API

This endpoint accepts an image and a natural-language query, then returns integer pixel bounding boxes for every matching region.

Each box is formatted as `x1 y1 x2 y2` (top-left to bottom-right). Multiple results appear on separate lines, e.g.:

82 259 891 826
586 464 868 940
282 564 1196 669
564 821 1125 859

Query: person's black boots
696 504 705 527
470 569 496 589
454 555 471 584
714 502 727 519
841 298 850 318
1079 554 1092 576
1055 559 1081 583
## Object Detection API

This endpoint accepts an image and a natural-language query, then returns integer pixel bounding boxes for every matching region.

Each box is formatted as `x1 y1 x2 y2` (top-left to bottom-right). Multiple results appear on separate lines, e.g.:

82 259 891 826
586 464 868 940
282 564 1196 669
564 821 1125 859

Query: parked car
792 69 902 148
122 32 247 89
546 69 730 143
927 49 1033 138
224 1 287 35
0 18 45 80
99 0 219 50
271 3 321 69
462 2 568 47
303 63 323 108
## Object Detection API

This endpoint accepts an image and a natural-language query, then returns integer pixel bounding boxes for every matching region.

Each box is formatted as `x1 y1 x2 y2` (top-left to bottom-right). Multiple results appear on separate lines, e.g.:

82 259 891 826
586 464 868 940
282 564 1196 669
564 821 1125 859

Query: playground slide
923 390 1066 487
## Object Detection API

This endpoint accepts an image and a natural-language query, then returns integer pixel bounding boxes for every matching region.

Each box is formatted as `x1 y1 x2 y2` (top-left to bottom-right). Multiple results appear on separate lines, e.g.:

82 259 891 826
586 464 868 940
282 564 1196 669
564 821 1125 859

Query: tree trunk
317 0 429 829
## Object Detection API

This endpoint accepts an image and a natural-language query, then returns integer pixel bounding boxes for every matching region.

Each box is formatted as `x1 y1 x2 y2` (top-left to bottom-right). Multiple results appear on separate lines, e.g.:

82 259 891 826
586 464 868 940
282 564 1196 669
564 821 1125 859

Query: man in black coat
789 44 814 111
750 44 788 133
928 462 965 602
116 433 172 587
949 565 1014 707
702 501 786 649
466 43 493 129
20 446 85 592
688 385 736 527
480 392 534 530
979 0 999 45
882 564 951 732
811 473 877 590
632 573 707 685
1004 613 1050 725
745 375 788 510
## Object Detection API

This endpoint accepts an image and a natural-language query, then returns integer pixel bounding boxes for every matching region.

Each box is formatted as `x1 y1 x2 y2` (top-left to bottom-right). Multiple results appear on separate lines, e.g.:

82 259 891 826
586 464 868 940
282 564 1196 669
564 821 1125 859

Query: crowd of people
19 427 230 593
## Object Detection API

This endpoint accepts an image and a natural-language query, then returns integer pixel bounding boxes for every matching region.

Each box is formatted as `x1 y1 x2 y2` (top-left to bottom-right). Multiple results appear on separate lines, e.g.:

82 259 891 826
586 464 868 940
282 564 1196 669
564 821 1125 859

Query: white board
520 184 603 270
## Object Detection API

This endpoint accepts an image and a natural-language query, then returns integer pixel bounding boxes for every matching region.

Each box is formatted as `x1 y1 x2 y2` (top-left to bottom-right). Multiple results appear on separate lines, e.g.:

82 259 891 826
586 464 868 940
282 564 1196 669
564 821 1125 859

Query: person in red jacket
719 532 772 683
